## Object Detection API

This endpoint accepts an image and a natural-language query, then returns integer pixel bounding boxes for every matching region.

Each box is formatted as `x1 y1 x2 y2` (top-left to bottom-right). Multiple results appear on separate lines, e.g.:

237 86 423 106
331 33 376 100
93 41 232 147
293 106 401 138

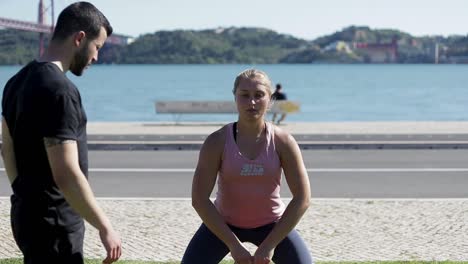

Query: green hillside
116 27 310 64
0 26 467 65
0 29 47 64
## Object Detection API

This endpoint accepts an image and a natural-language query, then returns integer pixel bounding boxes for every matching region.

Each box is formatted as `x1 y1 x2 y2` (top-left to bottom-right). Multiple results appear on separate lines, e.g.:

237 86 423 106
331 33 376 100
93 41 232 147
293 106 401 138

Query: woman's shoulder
271 122 297 150
203 123 230 149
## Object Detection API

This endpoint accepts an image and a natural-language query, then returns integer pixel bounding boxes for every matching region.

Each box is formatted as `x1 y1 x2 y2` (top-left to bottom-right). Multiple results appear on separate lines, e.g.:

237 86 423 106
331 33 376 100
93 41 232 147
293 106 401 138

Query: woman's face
234 77 271 120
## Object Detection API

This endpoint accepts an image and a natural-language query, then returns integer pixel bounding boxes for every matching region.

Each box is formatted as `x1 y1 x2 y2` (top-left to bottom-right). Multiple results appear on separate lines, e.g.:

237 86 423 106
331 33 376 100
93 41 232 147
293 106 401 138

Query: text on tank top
214 122 286 228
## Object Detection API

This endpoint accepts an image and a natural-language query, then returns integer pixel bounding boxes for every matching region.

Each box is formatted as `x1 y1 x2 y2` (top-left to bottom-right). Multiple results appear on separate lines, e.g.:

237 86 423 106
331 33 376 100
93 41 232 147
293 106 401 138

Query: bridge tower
38 0 54 56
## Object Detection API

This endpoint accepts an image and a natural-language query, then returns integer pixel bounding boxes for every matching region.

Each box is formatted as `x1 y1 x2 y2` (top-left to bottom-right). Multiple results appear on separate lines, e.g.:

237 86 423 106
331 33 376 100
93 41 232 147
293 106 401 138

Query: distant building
433 43 439 64
106 34 134 46
447 55 468 64
353 38 398 63
215 27 225 34
324 41 352 53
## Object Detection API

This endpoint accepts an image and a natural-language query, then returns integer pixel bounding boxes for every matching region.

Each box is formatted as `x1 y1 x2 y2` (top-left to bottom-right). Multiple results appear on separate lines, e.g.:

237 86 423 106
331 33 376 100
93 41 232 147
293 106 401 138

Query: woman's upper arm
192 129 225 201
276 128 311 199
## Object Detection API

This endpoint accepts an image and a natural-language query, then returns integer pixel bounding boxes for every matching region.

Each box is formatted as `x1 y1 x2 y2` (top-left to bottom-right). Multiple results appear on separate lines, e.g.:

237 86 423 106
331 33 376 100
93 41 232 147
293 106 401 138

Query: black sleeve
42 92 81 141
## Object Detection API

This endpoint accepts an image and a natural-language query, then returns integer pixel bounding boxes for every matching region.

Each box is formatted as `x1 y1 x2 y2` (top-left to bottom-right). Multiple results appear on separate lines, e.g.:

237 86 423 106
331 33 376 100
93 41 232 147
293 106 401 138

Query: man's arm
1 118 17 185
44 138 121 263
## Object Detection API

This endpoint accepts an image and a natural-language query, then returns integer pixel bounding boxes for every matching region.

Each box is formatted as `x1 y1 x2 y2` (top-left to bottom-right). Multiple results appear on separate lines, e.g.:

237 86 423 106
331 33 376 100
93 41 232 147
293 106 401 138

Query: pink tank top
214 122 286 228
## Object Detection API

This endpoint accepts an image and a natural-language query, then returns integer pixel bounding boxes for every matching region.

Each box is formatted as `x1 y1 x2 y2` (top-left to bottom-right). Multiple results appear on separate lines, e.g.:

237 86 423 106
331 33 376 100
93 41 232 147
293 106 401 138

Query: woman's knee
182 224 229 264
272 229 313 264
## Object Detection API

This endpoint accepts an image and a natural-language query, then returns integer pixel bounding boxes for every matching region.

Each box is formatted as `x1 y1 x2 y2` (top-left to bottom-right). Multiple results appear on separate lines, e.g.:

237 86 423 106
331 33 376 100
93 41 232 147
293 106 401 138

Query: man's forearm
45 140 113 232
56 168 112 232
1 118 18 184
1 147 18 185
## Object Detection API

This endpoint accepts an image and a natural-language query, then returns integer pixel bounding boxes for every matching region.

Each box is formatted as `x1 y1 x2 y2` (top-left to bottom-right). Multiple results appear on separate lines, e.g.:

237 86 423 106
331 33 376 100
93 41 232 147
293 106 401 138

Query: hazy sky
1 0 467 40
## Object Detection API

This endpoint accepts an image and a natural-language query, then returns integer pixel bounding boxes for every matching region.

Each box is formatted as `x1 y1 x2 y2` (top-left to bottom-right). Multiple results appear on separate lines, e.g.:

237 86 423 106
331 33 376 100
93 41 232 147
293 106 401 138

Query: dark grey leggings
182 222 313 264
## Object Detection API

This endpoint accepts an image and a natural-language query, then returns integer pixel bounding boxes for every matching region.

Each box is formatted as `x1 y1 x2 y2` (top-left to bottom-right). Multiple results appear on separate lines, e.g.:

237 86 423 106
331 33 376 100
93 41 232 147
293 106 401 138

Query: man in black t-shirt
271 83 288 125
1 2 121 263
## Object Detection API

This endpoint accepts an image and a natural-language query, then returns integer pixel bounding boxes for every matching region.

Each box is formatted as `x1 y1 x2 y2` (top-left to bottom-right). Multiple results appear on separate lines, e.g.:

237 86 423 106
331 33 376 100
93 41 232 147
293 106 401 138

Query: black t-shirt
272 91 287 101
2 60 88 230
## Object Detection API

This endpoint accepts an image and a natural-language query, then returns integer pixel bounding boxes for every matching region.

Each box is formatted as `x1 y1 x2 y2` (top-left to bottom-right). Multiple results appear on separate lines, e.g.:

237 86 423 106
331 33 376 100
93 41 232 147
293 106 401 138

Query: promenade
84 121 468 150
1 121 467 261
1 198 466 261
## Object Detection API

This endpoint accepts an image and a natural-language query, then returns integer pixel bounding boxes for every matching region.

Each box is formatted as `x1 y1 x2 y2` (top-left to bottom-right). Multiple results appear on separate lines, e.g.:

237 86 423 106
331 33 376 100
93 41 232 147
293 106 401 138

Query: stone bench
155 100 300 122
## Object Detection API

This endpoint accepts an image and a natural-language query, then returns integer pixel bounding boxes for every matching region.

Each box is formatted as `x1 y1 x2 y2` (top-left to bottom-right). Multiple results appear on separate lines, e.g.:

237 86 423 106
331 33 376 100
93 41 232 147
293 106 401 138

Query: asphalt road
1 149 467 198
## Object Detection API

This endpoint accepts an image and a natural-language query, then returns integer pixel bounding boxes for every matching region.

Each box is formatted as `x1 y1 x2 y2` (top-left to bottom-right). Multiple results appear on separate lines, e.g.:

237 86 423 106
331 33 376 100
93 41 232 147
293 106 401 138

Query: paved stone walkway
1 198 467 261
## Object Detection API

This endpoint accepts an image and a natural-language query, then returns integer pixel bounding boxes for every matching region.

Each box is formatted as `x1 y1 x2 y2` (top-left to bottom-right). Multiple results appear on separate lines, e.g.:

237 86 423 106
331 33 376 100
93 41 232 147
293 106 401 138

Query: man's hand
100 227 122 264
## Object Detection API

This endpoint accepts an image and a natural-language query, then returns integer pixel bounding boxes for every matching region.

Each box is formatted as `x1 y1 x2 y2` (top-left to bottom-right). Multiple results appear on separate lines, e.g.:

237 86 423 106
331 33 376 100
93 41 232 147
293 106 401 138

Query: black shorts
10 195 85 264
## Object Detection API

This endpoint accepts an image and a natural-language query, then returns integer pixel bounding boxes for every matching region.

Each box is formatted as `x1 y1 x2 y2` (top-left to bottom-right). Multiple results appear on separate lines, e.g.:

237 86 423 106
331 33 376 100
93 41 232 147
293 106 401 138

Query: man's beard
70 45 89 76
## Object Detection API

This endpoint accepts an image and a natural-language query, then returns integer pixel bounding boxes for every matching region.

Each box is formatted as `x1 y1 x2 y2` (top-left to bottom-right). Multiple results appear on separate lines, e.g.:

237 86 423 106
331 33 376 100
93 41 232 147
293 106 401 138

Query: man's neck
38 41 73 73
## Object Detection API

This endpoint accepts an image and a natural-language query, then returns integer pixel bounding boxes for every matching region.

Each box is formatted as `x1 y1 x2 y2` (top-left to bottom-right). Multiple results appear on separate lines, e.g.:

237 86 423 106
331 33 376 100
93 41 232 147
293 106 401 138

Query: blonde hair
232 69 273 96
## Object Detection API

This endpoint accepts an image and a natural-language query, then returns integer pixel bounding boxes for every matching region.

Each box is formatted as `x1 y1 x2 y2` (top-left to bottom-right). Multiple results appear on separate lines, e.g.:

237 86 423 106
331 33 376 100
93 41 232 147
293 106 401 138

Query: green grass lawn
1 260 467 264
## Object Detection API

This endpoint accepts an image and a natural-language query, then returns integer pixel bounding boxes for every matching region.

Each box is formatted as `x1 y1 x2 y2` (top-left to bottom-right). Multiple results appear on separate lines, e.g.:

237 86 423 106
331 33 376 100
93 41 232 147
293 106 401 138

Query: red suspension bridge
0 0 132 56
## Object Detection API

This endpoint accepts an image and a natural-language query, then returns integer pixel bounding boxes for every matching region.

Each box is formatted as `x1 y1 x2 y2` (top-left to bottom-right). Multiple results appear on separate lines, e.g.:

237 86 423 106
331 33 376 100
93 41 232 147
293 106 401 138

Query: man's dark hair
52 1 113 41
276 83 282 90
